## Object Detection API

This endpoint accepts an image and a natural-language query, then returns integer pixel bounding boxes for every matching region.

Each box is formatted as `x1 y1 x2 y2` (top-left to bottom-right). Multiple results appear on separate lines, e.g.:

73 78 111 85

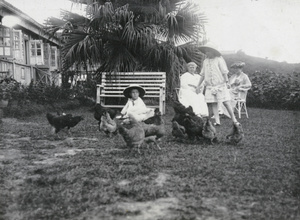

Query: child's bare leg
211 103 220 124
223 101 238 123
207 103 213 117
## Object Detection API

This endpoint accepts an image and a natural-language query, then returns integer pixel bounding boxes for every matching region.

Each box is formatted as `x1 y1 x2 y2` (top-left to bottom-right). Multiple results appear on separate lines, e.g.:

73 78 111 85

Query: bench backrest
96 72 166 114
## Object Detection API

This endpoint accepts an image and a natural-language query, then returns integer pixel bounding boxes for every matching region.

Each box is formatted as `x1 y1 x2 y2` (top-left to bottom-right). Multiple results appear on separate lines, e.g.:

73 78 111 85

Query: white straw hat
123 84 146 98
199 42 221 56
187 62 197 67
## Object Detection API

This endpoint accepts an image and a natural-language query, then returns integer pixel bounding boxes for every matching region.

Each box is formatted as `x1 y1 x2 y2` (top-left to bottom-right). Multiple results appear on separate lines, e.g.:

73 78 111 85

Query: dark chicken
46 113 84 134
143 108 161 125
226 122 244 144
172 121 186 139
172 101 205 141
183 116 203 140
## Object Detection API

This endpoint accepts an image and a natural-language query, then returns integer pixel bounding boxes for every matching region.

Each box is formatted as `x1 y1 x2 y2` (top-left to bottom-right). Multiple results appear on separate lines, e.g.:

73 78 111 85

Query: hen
141 114 165 150
118 114 145 154
172 121 186 139
172 101 198 127
46 113 84 135
143 108 161 125
100 111 118 137
94 104 118 130
202 118 217 144
226 122 244 144
183 116 203 140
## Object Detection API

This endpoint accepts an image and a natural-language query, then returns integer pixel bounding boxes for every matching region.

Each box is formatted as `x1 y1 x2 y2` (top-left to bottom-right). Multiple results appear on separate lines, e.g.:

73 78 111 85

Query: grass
0 105 299 220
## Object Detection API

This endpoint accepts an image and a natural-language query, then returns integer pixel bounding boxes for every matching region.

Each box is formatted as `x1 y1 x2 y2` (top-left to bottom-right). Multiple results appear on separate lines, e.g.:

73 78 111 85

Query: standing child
196 43 238 125
121 84 154 122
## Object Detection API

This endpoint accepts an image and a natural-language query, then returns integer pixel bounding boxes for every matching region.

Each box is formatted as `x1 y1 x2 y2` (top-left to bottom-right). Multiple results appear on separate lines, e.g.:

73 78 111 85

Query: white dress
179 72 209 117
121 97 154 121
200 57 231 103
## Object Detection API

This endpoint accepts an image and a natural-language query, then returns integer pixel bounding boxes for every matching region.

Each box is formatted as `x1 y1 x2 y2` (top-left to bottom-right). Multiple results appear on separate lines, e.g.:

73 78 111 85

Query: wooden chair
96 72 166 114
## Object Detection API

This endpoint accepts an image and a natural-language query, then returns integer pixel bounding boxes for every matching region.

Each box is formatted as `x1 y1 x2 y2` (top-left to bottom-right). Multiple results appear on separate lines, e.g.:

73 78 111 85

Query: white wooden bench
96 72 166 114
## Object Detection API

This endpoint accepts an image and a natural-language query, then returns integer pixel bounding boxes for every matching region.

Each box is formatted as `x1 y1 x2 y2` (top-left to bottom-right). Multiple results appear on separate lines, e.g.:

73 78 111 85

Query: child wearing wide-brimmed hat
121 84 154 121
196 42 239 125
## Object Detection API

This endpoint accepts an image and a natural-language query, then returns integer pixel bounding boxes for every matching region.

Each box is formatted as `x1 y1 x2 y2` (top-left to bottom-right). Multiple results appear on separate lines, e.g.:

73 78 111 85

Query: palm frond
61 30 102 70
100 37 139 72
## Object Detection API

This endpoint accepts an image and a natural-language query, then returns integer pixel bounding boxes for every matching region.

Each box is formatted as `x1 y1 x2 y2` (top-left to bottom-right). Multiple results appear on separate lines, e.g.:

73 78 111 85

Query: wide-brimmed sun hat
187 62 197 67
230 61 245 69
123 84 146 98
199 42 221 56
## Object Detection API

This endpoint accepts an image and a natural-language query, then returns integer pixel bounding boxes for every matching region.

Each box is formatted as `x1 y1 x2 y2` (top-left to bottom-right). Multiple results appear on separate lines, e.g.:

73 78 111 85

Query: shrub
3 81 85 118
247 70 300 110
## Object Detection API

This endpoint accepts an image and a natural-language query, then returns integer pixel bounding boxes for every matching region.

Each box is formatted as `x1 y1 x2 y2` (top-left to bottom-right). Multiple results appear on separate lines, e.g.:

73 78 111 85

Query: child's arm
121 100 130 115
196 65 205 93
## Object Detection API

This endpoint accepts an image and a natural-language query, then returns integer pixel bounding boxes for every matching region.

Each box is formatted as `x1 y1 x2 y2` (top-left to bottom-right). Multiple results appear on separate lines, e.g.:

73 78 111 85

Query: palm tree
45 0 206 94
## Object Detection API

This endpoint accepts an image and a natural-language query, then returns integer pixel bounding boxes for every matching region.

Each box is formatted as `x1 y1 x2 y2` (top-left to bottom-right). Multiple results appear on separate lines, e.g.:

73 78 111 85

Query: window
29 40 44 65
14 31 20 49
30 41 42 56
21 68 25 79
13 30 23 61
0 27 12 56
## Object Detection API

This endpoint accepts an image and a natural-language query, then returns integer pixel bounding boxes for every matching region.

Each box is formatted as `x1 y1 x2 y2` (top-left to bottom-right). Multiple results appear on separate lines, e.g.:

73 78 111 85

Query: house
0 0 61 85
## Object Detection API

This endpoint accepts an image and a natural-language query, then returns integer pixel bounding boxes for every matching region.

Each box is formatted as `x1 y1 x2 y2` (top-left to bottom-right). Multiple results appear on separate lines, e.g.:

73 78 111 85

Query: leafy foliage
44 0 206 93
246 70 300 110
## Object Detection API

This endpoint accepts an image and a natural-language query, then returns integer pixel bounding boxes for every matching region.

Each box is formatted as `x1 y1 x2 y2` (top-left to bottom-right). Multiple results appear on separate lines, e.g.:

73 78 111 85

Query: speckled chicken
100 111 117 137
172 121 186 139
141 113 165 151
118 114 145 153
202 118 217 144
94 104 118 130
226 122 244 144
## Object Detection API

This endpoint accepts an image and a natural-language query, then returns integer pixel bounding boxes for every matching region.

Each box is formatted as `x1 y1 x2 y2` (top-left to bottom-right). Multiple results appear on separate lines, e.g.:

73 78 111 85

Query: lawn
0 105 299 220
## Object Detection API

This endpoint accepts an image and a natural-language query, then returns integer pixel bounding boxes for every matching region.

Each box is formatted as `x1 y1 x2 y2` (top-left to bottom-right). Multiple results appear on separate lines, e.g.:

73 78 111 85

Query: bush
247 70 300 110
3 81 88 118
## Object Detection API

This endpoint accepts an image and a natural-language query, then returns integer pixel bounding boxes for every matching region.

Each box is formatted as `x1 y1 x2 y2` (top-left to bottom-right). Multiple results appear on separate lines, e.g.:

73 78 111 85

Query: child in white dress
121 85 154 122
196 43 238 125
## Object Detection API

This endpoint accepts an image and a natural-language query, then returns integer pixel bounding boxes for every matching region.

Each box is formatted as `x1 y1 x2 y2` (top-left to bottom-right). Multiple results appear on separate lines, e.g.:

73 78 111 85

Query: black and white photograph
0 0 299 219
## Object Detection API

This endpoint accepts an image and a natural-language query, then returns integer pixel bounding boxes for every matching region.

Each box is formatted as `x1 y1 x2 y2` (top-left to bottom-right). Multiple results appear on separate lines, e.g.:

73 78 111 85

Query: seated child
121 85 155 122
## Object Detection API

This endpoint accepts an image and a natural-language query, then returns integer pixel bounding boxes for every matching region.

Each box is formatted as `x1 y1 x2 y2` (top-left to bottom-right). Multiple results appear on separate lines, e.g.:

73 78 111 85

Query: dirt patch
155 173 169 187
113 197 178 220
83 197 179 220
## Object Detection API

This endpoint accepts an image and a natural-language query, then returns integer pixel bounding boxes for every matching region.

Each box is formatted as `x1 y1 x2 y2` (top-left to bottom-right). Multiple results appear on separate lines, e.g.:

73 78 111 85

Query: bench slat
102 92 160 96
100 104 159 109
102 80 165 83
103 72 165 75
99 94 161 97
101 86 163 90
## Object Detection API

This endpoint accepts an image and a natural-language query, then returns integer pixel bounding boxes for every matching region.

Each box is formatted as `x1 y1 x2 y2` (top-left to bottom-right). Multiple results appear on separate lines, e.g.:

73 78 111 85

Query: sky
4 0 300 63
